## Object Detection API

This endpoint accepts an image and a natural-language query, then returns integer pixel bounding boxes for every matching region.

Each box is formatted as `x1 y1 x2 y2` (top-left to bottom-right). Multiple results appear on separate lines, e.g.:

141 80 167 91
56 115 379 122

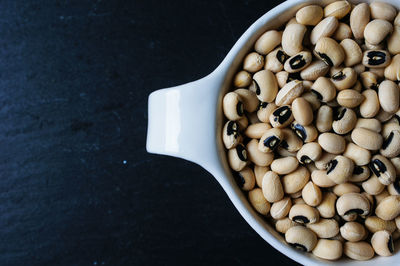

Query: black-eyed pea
285 226 317 252
310 16 339 45
311 77 336 102
222 121 242 149
246 139 274 167
327 155 354 184
316 105 333 133
265 47 288 73
337 90 364 109
333 22 352 41
391 157 400 176
275 80 303 106
343 143 371 166
340 222 367 242
382 123 400 138
270 196 292 219
291 97 313 126
307 218 339 239
243 52 264 73
355 118 381 132
332 107 357 134
365 216 397 234
363 50 391 69
360 90 380 118
362 174 385 195
384 54 400 82
371 230 394 256
301 181 322 207
388 180 400 196
289 204 319 224
233 70 252 88
244 123 271 139
236 167 255 191
369 154 396 185
282 23 307 56
281 166 310 194
228 144 248 171
300 60 329 81
333 183 360 197
370 2 397 21
252 69 278 102
381 130 400 158
248 188 270 215
295 5 323 26
314 37 345 67
254 30 282 55
261 171 284 203
296 142 322 165
351 127 383 150
312 239 343 260
283 51 312 73
360 71 379 91
275 217 298 234
340 39 362 67
317 192 337 218
379 80 400 114
223 92 244 121
375 195 400 221
236 116 248 131
275 71 292 88
280 128 302 152
315 152 336 170
269 105 293 128
349 165 370 183
258 128 283 152
344 241 375 261
388 26 400 55
271 156 298 175
257 102 276 123
364 19 393 45
324 0 351 19
311 169 337 188
301 91 321 111
336 193 371 221
318 133 346 154
350 3 370 40
291 121 318 143
233 88 259 113
254 165 268 187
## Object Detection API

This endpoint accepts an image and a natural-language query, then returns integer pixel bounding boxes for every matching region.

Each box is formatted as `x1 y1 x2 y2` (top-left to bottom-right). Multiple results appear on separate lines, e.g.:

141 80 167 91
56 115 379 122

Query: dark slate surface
0 0 299 265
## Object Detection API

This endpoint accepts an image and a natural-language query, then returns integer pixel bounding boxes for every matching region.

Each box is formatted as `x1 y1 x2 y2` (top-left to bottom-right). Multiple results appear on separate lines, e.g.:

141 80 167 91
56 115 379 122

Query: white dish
146 0 400 264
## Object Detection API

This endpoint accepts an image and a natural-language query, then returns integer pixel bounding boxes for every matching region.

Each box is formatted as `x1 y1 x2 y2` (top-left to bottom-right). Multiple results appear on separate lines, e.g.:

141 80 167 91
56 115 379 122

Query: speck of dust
123 160 127 164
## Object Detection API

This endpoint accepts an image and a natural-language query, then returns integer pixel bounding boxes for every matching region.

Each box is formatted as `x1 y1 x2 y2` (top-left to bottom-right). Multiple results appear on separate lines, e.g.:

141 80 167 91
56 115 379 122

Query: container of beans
147 0 400 264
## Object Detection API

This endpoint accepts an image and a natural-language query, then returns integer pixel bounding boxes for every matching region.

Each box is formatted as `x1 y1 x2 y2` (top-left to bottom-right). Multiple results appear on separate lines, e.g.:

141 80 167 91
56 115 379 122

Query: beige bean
233 70 252 88
371 230 394 256
365 216 397 234
289 204 319 224
318 133 346 154
307 218 339 239
282 23 307 56
327 155 354 184
370 2 397 21
270 156 298 175
237 167 255 191
269 105 294 128
391 157 400 176
376 196 400 221
270 196 292 219
349 165 370 182
262 171 284 203
324 0 351 19
300 60 329 81
379 80 399 114
343 143 371 166
351 127 383 150
350 3 370 39
340 39 362 67
388 26 400 55
340 222 367 242
302 91 321 111
291 122 318 143
333 183 360 196
244 123 270 139
336 193 371 221
246 139 274 167
248 188 270 215
312 239 343 260
384 54 400 81
332 107 357 135
388 180 400 196
275 217 298 234
364 19 393 45
296 5 323 26
381 130 400 158
254 165 268 187
355 118 381 132
265 46 288 73
285 226 317 252
382 123 400 138
233 88 259 113
317 192 337 218
370 154 396 185
314 37 345 67
280 128 302 152
310 16 339 45
281 166 310 194
302 181 322 207
375 189 390 205
360 71 379 91
254 30 282 55
362 174 385 195
315 152 336 170
243 52 264 73
333 22 352 41
252 70 278 102
257 102 277 123
344 241 374 261
331 67 358 91
311 77 336 102
316 105 333 133
311 169 337 188
360 89 380 118
228 144 247 171
275 80 303 106
223 92 244 121
222 121 242 149
292 97 313 126
337 90 364 109
296 142 322 165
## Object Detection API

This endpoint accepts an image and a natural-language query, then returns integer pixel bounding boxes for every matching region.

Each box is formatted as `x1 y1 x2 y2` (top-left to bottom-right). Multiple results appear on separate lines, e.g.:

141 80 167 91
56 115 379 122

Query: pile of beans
222 1 400 261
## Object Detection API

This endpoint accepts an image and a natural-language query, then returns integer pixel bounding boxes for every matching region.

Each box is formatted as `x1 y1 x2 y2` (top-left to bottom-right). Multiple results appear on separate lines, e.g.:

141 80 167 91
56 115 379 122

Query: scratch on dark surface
218 1 236 42
70 120 93 132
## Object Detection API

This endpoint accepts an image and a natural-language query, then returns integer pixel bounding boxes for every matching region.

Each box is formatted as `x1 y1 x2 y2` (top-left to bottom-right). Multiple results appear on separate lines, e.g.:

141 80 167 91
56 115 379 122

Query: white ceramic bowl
147 0 400 264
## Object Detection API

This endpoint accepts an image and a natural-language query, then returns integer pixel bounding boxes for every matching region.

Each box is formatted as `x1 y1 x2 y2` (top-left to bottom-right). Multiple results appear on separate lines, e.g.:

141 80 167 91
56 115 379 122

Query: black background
0 0 299 265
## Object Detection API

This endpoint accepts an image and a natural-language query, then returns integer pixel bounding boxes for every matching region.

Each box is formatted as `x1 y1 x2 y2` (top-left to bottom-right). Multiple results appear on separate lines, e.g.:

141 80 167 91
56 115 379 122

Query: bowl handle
146 73 222 170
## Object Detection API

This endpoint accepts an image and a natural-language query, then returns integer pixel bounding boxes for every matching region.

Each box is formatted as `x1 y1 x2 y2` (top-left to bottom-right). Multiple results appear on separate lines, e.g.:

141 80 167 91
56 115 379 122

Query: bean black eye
259 102 268 110
332 71 346 81
253 80 261 95
344 208 364 216
327 159 338 174
291 123 307 141
273 106 292 124
289 54 306 70
263 136 281 150
316 52 333 66
370 83 379 91
235 173 246 188
287 72 302 83
388 236 394 253
236 144 247 161
293 215 310 224
289 243 307 252
369 159 387 177
353 166 364 175
334 108 347 121
276 50 289 64
311 89 323 101
280 140 289 149
394 180 400 194
367 51 386 66
382 131 394 150
236 101 244 116
227 121 238 135
300 155 312 164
